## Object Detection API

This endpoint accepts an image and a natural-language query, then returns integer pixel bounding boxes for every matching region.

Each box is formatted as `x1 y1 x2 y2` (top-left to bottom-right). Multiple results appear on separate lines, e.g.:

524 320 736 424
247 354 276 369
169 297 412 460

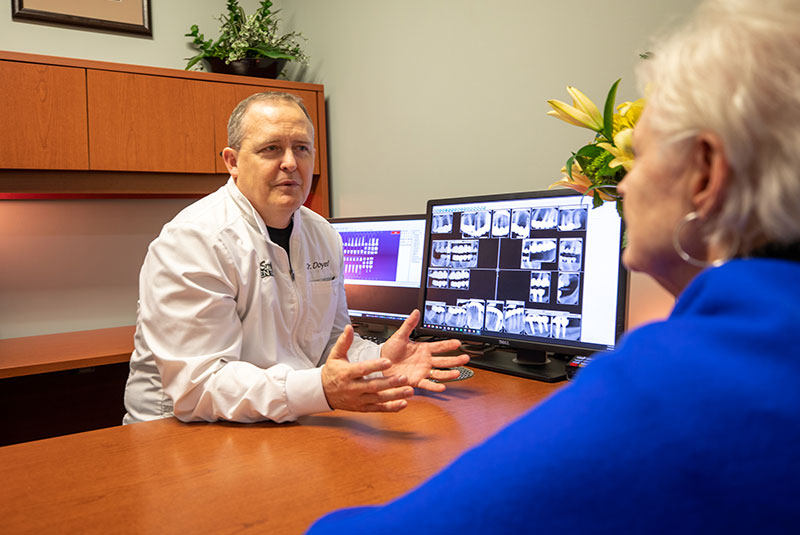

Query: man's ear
689 132 730 219
221 147 239 177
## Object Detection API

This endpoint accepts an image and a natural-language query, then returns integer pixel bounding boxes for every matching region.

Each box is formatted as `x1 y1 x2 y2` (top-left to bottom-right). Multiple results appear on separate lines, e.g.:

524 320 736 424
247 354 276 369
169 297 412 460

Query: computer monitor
329 214 426 330
418 189 627 382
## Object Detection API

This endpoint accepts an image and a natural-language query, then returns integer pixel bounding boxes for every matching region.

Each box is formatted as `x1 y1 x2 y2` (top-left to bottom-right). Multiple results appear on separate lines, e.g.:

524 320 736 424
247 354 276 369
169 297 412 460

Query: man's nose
280 148 297 172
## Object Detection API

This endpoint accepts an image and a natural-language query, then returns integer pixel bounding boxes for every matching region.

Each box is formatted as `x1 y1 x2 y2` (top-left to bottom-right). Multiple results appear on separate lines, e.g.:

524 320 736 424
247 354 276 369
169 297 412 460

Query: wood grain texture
0 60 89 170
0 369 563 534
87 70 216 173
0 325 134 378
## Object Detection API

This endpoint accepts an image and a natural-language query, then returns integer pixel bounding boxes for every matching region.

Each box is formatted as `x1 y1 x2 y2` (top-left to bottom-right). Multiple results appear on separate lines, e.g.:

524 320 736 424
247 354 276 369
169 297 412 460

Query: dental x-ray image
427 268 449 289
432 213 453 234
503 301 526 334
510 209 531 239
462 298 485 330
557 272 581 305
529 271 551 303
449 240 479 268
558 207 588 231
521 238 557 268
424 301 447 325
531 207 559 230
445 304 467 327
448 269 470 290
524 310 552 337
460 211 491 238
558 238 583 272
484 300 504 332
491 209 510 237
550 315 581 340
430 240 450 267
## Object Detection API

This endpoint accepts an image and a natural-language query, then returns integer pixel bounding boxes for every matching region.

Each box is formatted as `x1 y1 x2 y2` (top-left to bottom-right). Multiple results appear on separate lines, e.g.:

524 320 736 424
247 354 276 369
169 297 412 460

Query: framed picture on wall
12 0 152 36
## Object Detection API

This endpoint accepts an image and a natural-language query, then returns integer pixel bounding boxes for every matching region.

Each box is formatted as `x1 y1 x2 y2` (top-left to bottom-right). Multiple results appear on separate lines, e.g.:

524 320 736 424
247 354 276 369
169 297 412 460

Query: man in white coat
123 92 468 424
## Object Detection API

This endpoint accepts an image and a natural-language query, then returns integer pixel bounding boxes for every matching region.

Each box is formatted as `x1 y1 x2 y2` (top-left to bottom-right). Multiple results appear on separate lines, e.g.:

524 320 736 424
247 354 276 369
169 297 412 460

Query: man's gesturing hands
321 310 470 413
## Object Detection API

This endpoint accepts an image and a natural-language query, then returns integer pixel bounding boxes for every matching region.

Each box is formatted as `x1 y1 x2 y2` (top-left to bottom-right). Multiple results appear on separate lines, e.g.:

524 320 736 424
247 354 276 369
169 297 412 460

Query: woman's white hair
637 0 800 256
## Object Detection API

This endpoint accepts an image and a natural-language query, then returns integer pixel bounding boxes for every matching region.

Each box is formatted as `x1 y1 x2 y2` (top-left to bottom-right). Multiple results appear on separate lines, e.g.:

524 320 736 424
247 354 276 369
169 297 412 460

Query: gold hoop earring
672 211 726 268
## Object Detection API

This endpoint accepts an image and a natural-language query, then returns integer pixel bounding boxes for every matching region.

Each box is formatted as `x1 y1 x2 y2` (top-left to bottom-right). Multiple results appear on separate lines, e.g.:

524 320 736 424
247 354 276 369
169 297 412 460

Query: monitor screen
418 189 627 381
329 214 426 328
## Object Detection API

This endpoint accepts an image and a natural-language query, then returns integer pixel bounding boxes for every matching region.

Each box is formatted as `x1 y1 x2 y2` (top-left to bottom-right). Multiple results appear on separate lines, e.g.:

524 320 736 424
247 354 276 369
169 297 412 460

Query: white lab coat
123 178 379 423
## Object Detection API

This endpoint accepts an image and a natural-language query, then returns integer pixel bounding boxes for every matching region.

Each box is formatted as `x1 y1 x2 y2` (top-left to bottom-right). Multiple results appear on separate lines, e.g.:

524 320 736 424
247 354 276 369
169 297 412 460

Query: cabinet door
87 70 216 173
212 84 321 175
0 61 88 170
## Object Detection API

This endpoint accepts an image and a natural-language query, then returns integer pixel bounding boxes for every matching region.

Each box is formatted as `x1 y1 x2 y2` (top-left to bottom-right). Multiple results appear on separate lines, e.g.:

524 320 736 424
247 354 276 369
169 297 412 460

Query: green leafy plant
546 80 644 217
185 0 309 71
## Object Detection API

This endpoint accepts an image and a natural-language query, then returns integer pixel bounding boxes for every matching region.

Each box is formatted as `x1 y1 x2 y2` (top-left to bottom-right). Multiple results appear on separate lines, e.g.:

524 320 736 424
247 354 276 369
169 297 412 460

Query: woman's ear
689 132 730 219
221 147 239 177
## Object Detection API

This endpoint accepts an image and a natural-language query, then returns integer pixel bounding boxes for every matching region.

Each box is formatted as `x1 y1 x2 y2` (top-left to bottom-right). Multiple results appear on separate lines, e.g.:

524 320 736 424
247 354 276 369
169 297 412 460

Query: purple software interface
329 215 426 327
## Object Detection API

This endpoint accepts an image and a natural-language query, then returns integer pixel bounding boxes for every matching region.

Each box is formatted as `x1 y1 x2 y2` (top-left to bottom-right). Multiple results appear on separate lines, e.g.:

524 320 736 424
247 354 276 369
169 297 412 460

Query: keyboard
431 366 474 383
360 334 388 344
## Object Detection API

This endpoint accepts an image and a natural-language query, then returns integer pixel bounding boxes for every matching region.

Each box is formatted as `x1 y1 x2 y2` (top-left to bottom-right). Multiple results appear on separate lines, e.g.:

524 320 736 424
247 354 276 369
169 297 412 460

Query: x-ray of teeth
558 238 583 272
424 302 447 324
510 209 531 239
485 300 504 332
448 269 471 290
558 272 581 305
491 209 510 237
432 214 453 233
562 316 582 340
524 310 551 336
462 298 485 330
521 238 557 268
558 208 587 231
550 315 580 340
430 240 451 267
460 211 491 238
449 240 478 268
529 271 551 303
531 207 558 230
427 268 449 288
445 305 467 327
503 301 526 334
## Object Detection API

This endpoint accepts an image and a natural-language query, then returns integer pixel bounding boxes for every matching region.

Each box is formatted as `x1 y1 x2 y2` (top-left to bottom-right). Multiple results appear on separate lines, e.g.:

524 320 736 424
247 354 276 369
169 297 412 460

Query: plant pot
202 57 287 79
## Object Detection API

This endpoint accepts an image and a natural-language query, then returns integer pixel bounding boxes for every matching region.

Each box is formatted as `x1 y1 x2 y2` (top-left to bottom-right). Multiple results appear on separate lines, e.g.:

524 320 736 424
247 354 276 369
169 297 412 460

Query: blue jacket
308 258 800 533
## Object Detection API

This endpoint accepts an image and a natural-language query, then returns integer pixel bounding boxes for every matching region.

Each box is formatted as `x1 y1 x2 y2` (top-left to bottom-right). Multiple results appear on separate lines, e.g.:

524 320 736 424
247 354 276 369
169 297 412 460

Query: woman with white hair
308 0 800 532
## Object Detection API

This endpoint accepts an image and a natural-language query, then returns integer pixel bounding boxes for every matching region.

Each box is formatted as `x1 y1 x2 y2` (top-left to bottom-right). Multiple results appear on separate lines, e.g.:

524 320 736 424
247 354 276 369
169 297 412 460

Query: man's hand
381 309 470 393
321 325 415 412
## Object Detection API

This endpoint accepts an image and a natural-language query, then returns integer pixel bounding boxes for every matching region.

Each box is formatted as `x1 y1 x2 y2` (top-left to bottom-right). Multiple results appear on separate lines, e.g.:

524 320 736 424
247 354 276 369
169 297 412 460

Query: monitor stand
468 348 566 383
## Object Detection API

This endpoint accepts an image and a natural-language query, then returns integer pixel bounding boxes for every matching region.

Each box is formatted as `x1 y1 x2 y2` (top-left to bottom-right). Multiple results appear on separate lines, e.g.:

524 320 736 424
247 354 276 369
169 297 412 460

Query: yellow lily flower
547 86 604 132
612 98 645 136
597 128 635 172
549 163 616 201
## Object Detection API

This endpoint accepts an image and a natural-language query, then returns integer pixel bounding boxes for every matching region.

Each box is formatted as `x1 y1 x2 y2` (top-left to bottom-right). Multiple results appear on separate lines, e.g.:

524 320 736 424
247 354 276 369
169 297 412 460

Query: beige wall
0 0 682 338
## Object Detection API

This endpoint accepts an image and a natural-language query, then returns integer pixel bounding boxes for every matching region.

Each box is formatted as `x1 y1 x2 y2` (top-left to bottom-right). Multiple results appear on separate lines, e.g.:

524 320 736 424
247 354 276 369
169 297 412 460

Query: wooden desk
0 368 564 534
0 326 134 379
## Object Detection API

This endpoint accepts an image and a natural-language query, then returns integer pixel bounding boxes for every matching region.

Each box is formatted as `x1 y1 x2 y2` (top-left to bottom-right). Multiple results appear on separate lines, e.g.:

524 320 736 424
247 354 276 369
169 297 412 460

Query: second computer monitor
328 214 426 328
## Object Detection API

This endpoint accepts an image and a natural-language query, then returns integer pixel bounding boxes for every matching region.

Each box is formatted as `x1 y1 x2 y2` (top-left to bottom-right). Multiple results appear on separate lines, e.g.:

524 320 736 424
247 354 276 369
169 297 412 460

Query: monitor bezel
329 213 427 329
416 189 628 362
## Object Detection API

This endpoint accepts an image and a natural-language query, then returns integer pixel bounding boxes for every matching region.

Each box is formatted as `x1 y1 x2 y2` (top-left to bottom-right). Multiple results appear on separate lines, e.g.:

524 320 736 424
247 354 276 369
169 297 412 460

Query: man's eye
295 145 311 153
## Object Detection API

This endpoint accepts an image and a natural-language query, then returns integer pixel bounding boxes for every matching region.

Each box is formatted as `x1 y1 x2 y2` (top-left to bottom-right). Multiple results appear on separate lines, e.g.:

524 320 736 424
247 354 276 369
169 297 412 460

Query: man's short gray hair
227 92 314 150
637 0 800 256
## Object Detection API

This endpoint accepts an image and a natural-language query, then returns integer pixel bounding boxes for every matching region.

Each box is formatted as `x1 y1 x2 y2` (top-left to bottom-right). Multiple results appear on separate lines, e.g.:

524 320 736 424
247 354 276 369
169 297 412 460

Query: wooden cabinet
87 70 216 173
0 60 89 170
0 51 330 216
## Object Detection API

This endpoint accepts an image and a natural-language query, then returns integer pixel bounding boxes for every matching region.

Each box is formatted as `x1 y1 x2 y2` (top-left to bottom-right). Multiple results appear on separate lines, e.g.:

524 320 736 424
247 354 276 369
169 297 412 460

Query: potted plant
185 0 309 79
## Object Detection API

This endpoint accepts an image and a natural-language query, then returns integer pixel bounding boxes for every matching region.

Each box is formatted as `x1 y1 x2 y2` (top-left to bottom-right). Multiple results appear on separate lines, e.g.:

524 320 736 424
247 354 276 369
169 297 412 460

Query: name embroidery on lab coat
260 260 273 278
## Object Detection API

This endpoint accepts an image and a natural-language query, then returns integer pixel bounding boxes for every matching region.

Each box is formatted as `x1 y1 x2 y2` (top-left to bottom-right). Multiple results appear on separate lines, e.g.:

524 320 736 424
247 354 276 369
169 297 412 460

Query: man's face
224 101 315 228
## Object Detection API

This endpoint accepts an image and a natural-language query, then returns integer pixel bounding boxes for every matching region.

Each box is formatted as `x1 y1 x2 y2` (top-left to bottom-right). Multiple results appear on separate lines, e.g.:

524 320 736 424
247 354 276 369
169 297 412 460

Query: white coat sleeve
139 224 331 423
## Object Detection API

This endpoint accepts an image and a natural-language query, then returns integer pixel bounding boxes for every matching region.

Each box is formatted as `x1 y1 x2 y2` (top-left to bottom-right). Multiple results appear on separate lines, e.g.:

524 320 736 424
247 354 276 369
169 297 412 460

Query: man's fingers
415 378 447 393
393 308 420 340
425 337 463 355
329 325 355 361
430 353 470 369
349 357 393 379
